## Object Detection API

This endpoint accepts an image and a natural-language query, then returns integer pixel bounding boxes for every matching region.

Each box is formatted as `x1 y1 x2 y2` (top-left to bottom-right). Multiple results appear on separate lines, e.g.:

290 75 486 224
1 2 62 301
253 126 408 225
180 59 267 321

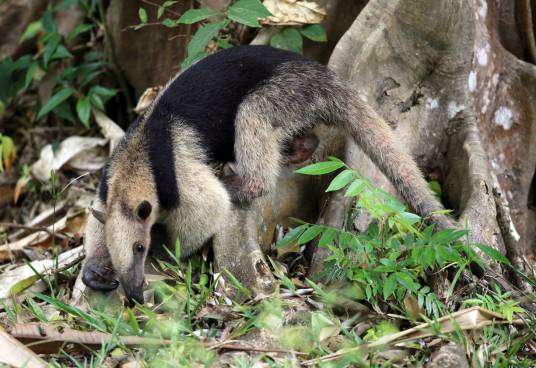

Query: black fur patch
102 46 310 210
155 45 307 162
144 109 180 209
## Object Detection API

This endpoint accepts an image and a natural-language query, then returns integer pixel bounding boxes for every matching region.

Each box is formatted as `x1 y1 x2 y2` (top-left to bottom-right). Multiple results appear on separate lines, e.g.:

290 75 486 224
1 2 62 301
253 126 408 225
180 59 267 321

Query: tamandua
82 45 453 304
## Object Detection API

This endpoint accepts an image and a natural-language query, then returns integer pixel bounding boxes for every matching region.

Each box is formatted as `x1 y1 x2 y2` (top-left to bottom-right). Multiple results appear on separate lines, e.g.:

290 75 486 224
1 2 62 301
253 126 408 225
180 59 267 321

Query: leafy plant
0 133 16 173
136 0 327 67
278 157 487 319
0 0 118 128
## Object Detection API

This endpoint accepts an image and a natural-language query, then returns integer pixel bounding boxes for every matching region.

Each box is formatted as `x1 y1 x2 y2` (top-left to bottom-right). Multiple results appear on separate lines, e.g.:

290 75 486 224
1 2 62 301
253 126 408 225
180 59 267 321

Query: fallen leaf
30 136 107 181
0 246 84 299
0 328 46 368
0 207 84 261
262 0 326 25
302 306 524 366
134 86 162 115
93 109 125 153
10 323 168 354
13 176 30 203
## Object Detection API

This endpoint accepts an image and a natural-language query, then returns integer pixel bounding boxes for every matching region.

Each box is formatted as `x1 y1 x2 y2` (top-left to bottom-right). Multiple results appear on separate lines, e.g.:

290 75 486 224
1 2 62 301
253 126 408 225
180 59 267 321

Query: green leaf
138 7 148 23
318 228 337 247
162 18 177 28
20 21 43 42
187 20 227 56
395 272 419 292
270 28 303 53
37 88 73 119
431 228 467 244
383 274 397 299
476 244 511 265
89 93 104 111
42 8 57 33
428 180 442 197
276 224 308 248
181 51 209 69
33 292 106 331
42 32 61 67
67 23 94 41
227 0 272 28
157 6 165 19
295 160 344 175
90 85 118 99
163 0 179 7
300 24 327 42
344 178 366 197
51 45 72 60
217 37 233 49
326 169 355 192
76 96 91 128
177 8 221 24
297 225 324 245
24 62 38 90
397 212 421 227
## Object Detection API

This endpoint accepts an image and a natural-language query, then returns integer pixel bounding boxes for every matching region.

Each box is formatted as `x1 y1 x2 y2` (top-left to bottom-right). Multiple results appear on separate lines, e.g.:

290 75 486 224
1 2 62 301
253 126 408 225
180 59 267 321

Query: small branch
141 0 182 17
205 340 308 356
0 223 69 240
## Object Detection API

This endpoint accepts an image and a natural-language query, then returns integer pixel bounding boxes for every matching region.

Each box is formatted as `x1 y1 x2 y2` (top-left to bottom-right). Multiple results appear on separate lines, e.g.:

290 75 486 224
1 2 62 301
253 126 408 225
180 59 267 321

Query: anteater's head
92 158 158 306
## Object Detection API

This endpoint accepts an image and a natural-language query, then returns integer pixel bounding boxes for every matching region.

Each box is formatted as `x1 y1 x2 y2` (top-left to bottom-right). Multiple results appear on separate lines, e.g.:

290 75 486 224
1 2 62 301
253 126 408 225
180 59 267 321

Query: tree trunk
216 0 536 291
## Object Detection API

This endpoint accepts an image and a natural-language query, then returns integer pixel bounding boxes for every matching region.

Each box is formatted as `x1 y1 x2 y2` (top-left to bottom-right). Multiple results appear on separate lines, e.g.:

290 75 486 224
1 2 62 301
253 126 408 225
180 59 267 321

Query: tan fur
104 128 158 292
166 123 232 257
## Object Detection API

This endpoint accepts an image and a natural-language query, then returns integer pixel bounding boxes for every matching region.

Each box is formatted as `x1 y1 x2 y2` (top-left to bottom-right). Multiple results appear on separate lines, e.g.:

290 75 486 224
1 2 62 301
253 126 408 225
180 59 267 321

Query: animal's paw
221 174 265 204
82 257 119 292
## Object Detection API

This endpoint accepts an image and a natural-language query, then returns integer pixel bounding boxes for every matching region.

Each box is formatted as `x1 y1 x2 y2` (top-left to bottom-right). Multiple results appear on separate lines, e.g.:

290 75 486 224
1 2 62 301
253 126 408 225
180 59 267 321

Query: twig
141 0 182 16
0 223 69 240
205 340 308 356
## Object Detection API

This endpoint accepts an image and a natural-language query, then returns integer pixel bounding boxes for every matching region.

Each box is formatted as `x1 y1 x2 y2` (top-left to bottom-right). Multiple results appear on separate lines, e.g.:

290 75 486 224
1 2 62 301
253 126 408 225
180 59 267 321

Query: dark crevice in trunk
529 167 536 209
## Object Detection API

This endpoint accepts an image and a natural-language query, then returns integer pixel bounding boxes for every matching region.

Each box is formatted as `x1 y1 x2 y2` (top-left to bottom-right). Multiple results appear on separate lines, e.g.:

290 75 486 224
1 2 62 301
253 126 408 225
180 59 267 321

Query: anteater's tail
341 95 446 221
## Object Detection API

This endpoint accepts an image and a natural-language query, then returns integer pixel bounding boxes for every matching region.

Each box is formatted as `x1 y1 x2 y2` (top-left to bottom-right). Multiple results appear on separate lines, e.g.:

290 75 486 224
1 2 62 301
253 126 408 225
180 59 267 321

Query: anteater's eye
136 200 152 221
134 242 145 254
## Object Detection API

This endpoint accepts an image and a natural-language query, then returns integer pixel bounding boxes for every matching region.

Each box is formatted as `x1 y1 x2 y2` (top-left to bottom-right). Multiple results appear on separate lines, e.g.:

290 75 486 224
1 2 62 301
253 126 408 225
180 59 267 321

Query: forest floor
1 158 536 367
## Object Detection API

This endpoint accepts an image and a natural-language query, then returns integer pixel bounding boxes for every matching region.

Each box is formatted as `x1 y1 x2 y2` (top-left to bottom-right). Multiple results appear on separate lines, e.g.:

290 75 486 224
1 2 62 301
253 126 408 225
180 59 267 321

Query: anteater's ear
90 207 107 224
135 200 152 221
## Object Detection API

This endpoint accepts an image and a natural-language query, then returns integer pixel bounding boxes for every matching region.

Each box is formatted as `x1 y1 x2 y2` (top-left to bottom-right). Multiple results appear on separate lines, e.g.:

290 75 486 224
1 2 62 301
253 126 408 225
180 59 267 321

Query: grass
1 159 536 367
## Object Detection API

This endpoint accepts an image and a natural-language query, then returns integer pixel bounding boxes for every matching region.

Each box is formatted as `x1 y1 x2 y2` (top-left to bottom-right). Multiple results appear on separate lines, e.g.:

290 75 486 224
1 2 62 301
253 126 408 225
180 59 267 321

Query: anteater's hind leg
221 99 287 203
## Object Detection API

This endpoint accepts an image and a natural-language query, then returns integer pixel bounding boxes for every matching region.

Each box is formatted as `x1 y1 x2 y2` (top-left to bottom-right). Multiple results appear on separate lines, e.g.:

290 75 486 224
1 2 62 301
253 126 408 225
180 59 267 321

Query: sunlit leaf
300 24 327 42
295 160 344 175
326 169 355 192
227 0 272 28
177 8 221 24
271 28 303 53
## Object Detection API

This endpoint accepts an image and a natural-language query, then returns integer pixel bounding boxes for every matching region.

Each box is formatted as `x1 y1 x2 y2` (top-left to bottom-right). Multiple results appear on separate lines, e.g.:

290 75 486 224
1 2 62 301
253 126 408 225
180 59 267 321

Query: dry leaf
13 176 30 204
262 0 326 25
303 307 523 366
0 328 46 368
93 109 125 153
30 136 107 181
403 295 424 320
0 246 84 299
134 86 162 115
10 323 168 354
0 207 85 261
